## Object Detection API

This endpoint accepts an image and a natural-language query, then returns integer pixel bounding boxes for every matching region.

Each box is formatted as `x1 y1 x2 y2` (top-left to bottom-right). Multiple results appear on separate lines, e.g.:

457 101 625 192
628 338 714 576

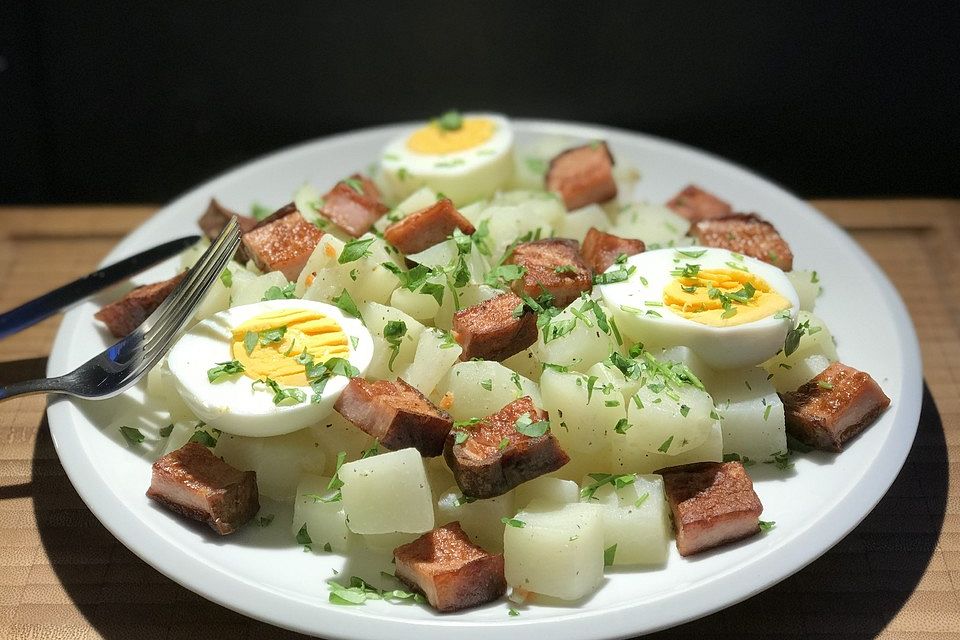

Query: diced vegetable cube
580 474 670 565
340 448 435 534
292 474 351 553
711 367 787 463
503 500 604 601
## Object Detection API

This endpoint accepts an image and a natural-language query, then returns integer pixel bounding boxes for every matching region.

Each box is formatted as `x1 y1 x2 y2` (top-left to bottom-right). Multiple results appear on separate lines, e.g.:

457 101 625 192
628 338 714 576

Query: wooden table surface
0 201 958 639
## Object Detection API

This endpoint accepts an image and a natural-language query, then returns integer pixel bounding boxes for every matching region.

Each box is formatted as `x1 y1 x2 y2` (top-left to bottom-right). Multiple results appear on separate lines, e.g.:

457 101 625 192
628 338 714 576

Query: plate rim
45 118 924 639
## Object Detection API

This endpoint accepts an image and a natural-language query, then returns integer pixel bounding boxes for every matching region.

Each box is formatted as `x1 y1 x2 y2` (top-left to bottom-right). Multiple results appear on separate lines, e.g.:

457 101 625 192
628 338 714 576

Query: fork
0 218 242 402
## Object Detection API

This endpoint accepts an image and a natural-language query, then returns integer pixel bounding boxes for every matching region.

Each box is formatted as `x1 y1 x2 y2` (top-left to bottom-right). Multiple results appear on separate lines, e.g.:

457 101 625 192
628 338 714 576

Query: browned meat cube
384 198 476 255
690 213 794 271
394 521 506 612
452 292 537 362
240 210 324 281
780 362 890 452
580 227 645 274
94 271 186 338
197 198 257 242
658 461 763 557
319 174 389 237
545 141 618 210
505 238 592 307
444 396 569 498
334 377 453 457
235 202 300 264
146 442 259 535
666 184 733 221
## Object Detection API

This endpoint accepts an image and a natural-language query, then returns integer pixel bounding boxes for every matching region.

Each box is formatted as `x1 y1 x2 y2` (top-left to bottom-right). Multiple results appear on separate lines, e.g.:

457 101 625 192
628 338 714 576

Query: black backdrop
2 1 958 204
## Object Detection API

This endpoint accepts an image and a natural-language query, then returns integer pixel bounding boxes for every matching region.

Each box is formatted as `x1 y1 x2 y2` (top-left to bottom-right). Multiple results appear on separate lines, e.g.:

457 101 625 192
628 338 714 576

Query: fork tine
109 221 241 389
139 219 241 352
141 218 241 335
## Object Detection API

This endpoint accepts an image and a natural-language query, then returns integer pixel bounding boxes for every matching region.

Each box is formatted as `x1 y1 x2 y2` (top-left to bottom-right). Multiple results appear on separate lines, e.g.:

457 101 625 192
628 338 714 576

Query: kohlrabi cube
340 447 434 534
503 499 605 601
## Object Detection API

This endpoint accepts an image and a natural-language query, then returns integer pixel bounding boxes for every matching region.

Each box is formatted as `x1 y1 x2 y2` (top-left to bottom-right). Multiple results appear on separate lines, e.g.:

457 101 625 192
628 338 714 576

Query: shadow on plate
16 375 948 639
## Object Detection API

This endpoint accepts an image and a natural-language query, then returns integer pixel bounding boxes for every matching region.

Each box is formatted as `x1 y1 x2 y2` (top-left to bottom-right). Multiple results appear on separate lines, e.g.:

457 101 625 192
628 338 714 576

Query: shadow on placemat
23 383 947 640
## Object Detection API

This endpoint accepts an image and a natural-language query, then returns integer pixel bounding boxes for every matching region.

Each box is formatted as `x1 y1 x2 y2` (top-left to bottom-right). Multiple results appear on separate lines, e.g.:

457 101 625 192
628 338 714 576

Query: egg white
166 299 374 437
600 247 800 369
379 113 514 205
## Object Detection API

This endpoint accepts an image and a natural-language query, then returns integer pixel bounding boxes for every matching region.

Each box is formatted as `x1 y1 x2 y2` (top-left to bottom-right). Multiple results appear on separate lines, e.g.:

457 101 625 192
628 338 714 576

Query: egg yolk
406 117 496 155
231 309 349 386
663 268 791 326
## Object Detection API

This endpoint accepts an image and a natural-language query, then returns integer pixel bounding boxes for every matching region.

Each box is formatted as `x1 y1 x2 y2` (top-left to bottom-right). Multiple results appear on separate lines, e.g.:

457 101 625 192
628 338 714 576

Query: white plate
46 120 922 639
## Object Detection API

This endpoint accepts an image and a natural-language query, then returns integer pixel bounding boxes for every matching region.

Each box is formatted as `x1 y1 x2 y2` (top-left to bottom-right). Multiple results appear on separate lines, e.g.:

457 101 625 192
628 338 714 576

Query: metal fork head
52 218 243 400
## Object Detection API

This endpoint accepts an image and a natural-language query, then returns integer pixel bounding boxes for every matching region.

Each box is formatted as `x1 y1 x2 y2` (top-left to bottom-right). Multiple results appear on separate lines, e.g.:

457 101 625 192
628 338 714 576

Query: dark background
2 1 958 204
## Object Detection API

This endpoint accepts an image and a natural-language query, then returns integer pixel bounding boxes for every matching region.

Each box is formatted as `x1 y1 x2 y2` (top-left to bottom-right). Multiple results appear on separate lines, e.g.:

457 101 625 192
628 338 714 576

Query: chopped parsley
327 575 426 606
119 426 144 445
580 473 636 501
261 283 297 301
525 157 548 175
484 264 527 288
759 520 776 532
341 177 365 194
783 320 811 357
254 377 306 405
188 428 219 447
296 524 312 547
514 413 550 437
250 203 273 220
338 237 376 264
220 269 232 287
658 435 674 453
501 517 525 528
383 320 407 371
159 424 174 438
332 288 362 319
604 544 618 567
436 109 463 131
207 360 245 383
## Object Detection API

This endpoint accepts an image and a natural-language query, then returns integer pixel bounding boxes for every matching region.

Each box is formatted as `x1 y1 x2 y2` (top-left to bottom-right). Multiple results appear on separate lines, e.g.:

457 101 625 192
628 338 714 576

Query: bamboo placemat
0 201 957 639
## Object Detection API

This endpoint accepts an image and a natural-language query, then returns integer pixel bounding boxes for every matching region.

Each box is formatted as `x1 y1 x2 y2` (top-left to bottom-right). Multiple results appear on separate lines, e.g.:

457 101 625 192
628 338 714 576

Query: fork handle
0 377 68 402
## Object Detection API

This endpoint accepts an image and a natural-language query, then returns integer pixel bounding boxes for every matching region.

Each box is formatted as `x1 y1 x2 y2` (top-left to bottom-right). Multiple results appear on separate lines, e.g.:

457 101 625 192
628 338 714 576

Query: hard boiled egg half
599 247 800 369
166 299 373 436
379 111 513 205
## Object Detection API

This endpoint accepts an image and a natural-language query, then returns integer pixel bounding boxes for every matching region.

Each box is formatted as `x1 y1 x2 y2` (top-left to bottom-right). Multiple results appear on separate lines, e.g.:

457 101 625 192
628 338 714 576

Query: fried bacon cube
393 521 506 612
240 209 324 281
319 174 389 237
334 377 454 457
658 461 763 557
452 292 538 362
197 198 257 242
146 442 259 535
690 213 794 271
384 198 476 255
666 184 733 222
780 362 890 452
505 238 592 307
580 227 645 274
545 141 618 210
444 396 569 498
94 271 186 338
